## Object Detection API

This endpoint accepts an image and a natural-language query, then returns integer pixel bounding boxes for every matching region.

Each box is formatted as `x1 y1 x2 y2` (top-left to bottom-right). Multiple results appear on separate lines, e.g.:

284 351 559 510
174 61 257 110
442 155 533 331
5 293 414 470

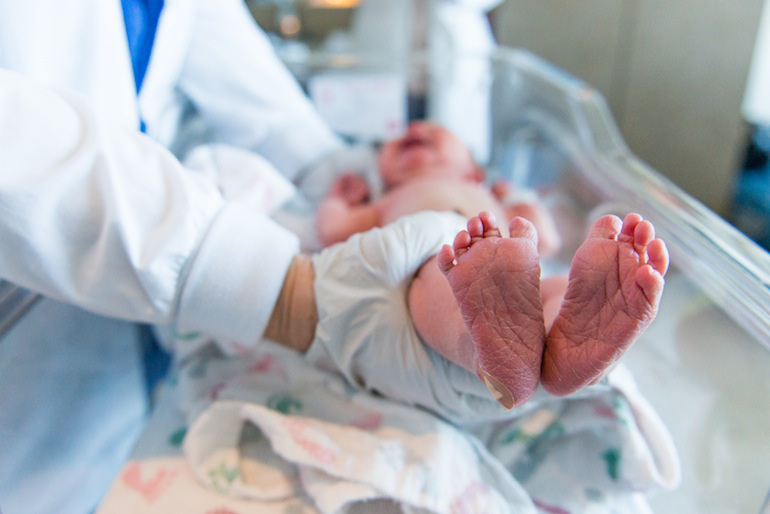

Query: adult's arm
0 70 300 347
178 0 343 182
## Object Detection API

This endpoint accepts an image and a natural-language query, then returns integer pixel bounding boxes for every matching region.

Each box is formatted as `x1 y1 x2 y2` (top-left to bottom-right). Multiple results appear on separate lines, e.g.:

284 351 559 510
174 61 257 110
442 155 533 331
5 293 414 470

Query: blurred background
245 0 770 251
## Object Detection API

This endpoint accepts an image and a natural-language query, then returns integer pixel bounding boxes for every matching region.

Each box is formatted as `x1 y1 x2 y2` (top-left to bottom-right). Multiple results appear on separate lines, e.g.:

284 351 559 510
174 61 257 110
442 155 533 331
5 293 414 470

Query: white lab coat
0 0 343 348
0 0 341 178
743 0 770 125
0 1 340 511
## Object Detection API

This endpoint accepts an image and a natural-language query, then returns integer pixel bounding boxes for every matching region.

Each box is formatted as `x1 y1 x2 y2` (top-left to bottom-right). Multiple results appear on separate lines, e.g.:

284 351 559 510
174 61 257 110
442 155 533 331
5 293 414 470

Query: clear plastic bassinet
2 45 767 514
277 47 770 513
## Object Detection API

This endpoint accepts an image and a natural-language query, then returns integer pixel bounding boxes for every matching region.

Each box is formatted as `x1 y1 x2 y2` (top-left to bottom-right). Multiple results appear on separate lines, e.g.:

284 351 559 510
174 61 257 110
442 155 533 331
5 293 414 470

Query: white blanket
150 146 680 512
172 340 678 514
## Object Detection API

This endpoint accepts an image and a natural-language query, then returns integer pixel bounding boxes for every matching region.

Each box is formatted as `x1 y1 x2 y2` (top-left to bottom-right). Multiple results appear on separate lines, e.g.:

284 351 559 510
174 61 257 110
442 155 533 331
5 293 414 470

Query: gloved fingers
356 210 468 286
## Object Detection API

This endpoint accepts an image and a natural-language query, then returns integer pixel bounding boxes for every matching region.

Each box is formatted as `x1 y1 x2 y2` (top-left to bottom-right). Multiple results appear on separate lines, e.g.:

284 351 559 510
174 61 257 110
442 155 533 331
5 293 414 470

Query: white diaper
307 210 510 425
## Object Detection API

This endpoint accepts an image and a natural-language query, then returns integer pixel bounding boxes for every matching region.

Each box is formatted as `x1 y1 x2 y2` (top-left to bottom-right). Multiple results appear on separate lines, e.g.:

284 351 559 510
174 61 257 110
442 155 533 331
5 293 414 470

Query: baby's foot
437 212 546 409
541 214 669 396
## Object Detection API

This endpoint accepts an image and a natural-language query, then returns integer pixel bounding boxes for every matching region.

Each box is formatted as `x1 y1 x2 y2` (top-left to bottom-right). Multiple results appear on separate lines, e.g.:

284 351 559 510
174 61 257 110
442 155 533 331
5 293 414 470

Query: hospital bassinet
2 48 769 513
278 48 770 513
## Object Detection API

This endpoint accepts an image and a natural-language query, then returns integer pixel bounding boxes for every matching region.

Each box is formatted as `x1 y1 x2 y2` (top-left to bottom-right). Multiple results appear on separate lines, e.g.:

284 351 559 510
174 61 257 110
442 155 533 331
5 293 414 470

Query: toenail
478 368 516 410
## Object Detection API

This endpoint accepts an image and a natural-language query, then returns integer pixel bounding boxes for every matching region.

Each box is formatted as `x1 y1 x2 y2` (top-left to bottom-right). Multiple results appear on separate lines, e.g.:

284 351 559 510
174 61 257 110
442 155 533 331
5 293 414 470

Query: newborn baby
317 121 561 258
316 122 668 409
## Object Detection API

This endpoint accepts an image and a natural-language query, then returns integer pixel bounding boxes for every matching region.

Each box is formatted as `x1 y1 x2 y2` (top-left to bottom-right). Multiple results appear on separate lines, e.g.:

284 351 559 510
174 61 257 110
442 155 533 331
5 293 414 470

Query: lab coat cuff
177 203 300 349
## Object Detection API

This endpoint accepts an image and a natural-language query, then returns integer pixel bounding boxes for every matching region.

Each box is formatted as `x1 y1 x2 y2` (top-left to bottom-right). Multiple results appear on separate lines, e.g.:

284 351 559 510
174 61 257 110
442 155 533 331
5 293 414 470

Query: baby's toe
635 265 665 305
633 220 655 248
647 238 669 276
620 213 644 240
452 229 472 258
437 244 456 273
466 216 485 239
588 214 623 240
478 211 499 235
508 216 538 244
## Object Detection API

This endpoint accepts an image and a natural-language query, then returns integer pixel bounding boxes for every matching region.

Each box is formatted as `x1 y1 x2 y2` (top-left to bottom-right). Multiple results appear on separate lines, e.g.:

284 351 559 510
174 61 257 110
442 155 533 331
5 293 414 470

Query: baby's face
377 121 480 188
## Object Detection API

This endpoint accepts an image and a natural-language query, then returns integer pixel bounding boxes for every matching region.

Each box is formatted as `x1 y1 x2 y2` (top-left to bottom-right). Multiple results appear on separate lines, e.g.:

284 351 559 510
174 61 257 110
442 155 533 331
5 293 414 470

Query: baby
317 122 668 409
317 121 561 257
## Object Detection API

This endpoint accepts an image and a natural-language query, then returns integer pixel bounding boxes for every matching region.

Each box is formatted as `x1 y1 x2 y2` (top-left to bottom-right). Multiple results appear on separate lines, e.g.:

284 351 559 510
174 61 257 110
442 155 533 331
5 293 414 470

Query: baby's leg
541 214 669 396
431 212 546 409
410 269 565 376
408 257 477 372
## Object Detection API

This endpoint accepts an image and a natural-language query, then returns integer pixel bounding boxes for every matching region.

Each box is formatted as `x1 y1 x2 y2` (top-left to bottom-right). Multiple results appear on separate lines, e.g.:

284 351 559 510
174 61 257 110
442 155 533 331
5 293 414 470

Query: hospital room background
1 0 770 513
246 0 770 244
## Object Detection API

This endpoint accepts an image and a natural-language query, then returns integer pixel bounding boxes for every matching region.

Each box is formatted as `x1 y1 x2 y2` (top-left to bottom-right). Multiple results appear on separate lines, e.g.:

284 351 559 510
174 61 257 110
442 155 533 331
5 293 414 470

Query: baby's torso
377 177 506 230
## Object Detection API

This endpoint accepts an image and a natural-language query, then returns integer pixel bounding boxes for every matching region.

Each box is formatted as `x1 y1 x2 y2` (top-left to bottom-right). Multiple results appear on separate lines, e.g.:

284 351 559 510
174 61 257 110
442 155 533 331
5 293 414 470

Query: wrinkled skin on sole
541 213 669 396
437 211 546 408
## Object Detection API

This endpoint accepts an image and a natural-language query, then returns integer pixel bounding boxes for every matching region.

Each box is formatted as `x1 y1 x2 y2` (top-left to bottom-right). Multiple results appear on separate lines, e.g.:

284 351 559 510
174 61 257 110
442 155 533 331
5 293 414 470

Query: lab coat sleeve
0 70 299 346
177 0 344 182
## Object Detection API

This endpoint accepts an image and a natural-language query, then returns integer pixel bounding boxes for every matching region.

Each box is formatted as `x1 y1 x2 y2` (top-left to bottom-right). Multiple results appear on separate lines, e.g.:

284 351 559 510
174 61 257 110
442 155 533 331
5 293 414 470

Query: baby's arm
317 174 381 246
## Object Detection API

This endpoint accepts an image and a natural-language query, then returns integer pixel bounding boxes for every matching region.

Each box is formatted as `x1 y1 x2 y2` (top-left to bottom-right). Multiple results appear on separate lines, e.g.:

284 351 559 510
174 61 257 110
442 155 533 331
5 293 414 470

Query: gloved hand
306 211 510 425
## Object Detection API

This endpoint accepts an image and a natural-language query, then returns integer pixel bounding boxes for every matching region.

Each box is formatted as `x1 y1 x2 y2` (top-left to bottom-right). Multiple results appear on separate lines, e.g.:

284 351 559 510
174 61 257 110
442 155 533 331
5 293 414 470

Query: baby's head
377 121 483 189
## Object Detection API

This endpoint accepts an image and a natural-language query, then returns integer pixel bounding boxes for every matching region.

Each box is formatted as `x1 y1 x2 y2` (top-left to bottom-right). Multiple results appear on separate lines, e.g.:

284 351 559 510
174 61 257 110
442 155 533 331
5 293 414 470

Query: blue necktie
122 0 164 130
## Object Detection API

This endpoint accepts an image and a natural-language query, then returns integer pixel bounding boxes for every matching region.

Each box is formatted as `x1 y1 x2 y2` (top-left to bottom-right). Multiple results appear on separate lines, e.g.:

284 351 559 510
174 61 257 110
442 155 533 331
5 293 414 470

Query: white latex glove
306 211 509 425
